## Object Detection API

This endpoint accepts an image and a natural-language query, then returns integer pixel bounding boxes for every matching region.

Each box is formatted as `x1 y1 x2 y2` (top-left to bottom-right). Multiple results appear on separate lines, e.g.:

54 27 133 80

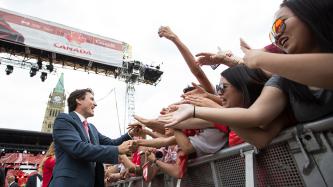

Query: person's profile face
273 7 318 54
219 77 243 108
77 92 97 118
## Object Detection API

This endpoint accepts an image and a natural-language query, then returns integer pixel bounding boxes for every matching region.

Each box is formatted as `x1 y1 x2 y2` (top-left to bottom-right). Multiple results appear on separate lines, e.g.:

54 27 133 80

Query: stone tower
41 73 66 133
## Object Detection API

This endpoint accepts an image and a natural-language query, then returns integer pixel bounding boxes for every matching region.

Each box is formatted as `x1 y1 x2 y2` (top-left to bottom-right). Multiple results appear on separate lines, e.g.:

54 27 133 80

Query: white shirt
74 111 86 123
74 111 90 140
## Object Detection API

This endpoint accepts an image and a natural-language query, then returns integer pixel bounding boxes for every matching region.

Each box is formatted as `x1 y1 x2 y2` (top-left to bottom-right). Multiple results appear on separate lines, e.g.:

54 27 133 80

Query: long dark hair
280 0 333 102
281 0 333 53
221 64 269 108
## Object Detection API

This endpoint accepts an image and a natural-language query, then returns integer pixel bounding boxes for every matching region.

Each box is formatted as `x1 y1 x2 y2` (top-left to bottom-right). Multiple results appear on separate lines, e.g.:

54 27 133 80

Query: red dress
42 156 55 187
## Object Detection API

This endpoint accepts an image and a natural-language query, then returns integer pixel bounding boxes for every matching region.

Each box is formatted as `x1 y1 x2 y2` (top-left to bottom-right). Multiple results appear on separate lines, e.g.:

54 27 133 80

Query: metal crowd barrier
110 116 333 187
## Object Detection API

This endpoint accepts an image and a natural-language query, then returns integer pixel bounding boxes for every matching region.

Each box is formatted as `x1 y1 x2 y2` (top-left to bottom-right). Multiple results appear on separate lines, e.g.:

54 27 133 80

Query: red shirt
213 123 244 147
42 156 55 187
228 130 244 146
131 150 141 166
213 123 229 133
182 129 201 137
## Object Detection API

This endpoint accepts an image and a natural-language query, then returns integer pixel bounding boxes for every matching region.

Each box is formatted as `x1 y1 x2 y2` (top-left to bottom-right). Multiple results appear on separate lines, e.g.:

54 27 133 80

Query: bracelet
193 105 196 118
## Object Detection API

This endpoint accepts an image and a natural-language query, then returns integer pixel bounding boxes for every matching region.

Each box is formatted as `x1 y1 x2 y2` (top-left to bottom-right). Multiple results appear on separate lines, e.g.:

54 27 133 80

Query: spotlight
143 67 163 83
41 151 45 155
29 67 38 77
37 58 43 70
23 150 27 154
133 61 141 76
46 63 53 72
0 148 5 157
5 65 13 75
40 72 47 82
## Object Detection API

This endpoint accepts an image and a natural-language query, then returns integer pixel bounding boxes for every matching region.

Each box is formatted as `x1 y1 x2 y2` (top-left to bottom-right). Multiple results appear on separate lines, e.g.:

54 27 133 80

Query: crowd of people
101 0 333 185
1 143 55 187
1 0 332 186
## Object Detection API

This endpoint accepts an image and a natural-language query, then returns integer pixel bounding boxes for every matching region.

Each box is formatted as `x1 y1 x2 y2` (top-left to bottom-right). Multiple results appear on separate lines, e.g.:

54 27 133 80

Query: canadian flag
142 162 149 181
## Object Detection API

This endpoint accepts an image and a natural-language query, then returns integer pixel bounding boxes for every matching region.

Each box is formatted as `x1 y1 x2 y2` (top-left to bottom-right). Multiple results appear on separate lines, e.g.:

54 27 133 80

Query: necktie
83 120 90 140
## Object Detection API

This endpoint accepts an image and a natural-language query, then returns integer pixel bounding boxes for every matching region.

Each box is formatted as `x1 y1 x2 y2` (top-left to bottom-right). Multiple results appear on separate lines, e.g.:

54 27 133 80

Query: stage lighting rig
37 58 43 70
46 63 54 72
29 66 38 77
5 65 13 75
40 72 47 82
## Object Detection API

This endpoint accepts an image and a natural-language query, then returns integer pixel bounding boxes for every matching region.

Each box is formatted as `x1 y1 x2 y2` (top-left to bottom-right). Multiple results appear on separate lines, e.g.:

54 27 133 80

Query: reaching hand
195 49 242 67
240 38 251 49
128 121 145 129
181 82 209 98
127 122 143 137
118 140 138 154
145 148 157 162
183 95 222 108
120 169 130 179
158 26 178 41
133 115 151 126
158 104 194 127
159 103 184 115
240 38 263 69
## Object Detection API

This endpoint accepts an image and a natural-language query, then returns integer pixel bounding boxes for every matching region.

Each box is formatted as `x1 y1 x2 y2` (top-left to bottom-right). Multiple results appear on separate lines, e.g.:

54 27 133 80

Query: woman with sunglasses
241 0 333 123
158 0 333 136
242 0 333 90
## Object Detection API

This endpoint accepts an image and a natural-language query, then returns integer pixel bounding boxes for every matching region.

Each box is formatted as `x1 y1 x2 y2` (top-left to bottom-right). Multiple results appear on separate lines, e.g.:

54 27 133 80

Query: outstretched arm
132 115 166 134
159 26 215 94
137 136 176 148
195 39 249 67
182 82 223 105
231 109 292 149
146 149 184 178
241 45 333 89
169 118 214 130
160 86 287 129
173 130 195 155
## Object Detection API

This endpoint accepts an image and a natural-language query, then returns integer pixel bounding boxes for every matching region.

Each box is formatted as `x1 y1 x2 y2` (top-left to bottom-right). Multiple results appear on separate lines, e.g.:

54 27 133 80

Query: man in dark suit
7 175 18 187
49 88 138 187
25 173 42 187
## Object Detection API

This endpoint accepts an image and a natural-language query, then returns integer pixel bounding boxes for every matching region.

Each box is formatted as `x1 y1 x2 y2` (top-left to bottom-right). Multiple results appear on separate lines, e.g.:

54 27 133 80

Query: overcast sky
0 0 282 138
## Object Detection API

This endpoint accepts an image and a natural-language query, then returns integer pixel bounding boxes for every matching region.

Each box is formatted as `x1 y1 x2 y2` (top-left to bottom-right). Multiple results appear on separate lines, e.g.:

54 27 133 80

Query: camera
154 150 164 159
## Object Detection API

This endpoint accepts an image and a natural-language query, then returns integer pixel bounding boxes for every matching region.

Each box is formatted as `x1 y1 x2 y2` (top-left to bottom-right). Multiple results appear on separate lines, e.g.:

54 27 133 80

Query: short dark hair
67 88 94 112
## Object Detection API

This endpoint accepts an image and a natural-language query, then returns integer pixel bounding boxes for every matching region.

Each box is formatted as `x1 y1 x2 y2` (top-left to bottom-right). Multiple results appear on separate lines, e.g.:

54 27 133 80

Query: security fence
110 116 333 187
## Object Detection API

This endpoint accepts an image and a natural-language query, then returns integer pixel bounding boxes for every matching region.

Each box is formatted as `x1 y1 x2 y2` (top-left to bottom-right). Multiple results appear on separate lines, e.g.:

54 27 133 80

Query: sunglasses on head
269 18 286 44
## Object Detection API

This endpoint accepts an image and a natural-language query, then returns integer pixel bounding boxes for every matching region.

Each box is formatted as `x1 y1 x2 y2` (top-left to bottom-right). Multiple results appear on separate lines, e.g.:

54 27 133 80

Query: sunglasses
216 83 225 95
269 18 286 44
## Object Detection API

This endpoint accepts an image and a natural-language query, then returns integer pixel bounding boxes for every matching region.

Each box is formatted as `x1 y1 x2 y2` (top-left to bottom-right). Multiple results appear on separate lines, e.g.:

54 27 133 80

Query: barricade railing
110 116 333 187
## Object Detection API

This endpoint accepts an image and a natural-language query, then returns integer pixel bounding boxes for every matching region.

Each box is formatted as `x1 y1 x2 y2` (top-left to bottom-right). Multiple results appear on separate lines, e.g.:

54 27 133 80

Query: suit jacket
25 173 42 187
9 182 18 187
49 112 131 187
